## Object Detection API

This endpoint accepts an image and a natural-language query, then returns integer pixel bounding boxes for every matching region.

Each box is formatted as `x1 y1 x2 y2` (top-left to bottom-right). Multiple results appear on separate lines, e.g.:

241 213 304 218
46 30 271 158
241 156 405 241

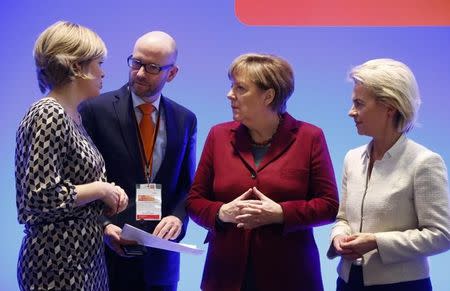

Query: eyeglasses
127 55 174 74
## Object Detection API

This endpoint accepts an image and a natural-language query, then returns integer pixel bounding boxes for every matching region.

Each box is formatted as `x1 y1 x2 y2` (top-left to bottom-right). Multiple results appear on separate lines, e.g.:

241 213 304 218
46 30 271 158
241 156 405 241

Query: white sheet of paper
121 224 204 255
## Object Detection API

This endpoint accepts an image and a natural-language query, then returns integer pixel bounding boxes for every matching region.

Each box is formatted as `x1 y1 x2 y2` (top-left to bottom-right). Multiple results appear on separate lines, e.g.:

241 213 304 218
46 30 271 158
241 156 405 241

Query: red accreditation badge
136 183 162 220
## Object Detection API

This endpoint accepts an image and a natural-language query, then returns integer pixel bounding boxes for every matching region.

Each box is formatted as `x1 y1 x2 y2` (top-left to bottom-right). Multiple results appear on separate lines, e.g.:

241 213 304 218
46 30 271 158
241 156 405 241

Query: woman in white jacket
328 58 450 291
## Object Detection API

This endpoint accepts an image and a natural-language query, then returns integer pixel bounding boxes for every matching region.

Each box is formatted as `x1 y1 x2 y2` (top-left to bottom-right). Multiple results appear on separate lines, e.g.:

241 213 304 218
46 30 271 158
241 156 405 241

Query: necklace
251 136 274 147
69 112 83 126
250 115 283 147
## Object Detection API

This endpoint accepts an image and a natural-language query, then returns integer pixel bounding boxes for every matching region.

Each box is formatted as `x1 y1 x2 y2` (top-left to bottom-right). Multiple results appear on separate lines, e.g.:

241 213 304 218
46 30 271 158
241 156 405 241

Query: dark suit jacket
79 84 196 286
186 113 338 291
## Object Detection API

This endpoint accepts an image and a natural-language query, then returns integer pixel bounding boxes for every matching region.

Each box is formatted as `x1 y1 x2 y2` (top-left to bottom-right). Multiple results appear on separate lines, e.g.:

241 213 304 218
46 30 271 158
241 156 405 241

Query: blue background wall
1 1 449 290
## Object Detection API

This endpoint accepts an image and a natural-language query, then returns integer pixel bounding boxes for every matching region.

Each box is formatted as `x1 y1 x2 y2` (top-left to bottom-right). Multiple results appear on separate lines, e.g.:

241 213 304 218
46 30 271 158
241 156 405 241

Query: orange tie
138 103 156 162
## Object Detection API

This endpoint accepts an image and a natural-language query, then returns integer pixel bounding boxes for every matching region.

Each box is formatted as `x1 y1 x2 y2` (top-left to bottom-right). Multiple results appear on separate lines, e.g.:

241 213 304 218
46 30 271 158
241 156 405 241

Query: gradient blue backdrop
1 1 449 290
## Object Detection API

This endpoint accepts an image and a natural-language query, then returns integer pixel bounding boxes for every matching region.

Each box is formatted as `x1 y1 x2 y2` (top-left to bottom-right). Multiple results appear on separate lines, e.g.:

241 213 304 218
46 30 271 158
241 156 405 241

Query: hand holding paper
120 224 204 255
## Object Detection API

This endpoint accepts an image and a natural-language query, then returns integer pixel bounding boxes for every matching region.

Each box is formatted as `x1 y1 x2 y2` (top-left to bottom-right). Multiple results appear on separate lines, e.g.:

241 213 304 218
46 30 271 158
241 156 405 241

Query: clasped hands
218 187 283 229
332 233 378 261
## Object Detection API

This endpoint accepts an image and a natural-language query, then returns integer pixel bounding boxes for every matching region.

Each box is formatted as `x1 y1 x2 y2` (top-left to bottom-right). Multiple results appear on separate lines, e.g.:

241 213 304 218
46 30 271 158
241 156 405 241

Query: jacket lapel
231 113 298 173
113 84 143 174
154 96 177 182
231 123 256 172
257 113 297 171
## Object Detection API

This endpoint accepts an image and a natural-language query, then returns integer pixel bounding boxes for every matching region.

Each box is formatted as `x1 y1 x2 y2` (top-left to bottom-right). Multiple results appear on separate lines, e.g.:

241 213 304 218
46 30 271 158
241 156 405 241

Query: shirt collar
362 134 407 160
131 91 161 111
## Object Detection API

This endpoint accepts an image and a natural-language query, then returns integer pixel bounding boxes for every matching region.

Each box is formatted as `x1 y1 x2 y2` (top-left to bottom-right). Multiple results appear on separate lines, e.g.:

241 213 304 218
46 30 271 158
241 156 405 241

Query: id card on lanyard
136 183 162 220
136 105 162 221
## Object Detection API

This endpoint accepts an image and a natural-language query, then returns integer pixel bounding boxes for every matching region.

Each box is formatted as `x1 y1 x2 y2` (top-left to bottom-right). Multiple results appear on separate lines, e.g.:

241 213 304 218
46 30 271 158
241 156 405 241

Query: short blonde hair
350 58 421 133
228 53 294 113
34 21 107 93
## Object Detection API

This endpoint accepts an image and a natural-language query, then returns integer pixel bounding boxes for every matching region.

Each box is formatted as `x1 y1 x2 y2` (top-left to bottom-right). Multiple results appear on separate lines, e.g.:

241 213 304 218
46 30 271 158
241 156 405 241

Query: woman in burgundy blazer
187 53 339 291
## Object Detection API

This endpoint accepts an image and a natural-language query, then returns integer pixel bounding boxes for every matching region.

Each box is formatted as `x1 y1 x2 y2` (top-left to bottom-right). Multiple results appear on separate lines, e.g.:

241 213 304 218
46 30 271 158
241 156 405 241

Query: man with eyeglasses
80 31 197 291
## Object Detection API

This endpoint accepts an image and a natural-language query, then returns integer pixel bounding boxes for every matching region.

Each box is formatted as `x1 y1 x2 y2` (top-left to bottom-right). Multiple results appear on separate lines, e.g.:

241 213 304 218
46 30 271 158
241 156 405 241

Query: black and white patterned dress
15 98 108 290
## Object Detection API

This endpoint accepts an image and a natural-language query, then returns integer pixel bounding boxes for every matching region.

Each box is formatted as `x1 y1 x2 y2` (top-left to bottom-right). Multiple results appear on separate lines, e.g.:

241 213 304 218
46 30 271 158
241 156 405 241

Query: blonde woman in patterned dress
15 21 128 290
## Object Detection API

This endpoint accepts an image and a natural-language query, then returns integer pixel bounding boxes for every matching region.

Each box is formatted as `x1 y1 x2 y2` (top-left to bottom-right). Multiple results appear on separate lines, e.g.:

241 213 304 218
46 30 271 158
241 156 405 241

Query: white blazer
328 135 450 286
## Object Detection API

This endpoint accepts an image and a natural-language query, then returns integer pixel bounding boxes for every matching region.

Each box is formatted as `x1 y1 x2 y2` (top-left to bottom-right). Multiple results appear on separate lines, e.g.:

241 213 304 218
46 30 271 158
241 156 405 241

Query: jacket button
251 173 256 179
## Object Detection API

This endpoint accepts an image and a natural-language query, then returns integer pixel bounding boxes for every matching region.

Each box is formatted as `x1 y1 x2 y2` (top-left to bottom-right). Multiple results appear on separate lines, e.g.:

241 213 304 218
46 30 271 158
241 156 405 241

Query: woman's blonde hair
350 58 421 133
34 21 107 93
228 53 294 113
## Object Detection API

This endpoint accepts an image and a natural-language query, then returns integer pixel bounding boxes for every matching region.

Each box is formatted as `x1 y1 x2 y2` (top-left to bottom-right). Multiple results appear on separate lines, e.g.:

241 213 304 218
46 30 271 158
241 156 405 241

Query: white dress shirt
328 135 450 286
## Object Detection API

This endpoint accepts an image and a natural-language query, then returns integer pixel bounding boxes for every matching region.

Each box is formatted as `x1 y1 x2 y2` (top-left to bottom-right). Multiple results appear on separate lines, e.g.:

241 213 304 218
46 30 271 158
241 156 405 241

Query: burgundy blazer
186 113 339 291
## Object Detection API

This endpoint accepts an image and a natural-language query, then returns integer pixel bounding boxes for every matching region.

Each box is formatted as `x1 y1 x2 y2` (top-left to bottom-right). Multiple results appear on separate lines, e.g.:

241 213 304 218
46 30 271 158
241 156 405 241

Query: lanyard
136 107 161 184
